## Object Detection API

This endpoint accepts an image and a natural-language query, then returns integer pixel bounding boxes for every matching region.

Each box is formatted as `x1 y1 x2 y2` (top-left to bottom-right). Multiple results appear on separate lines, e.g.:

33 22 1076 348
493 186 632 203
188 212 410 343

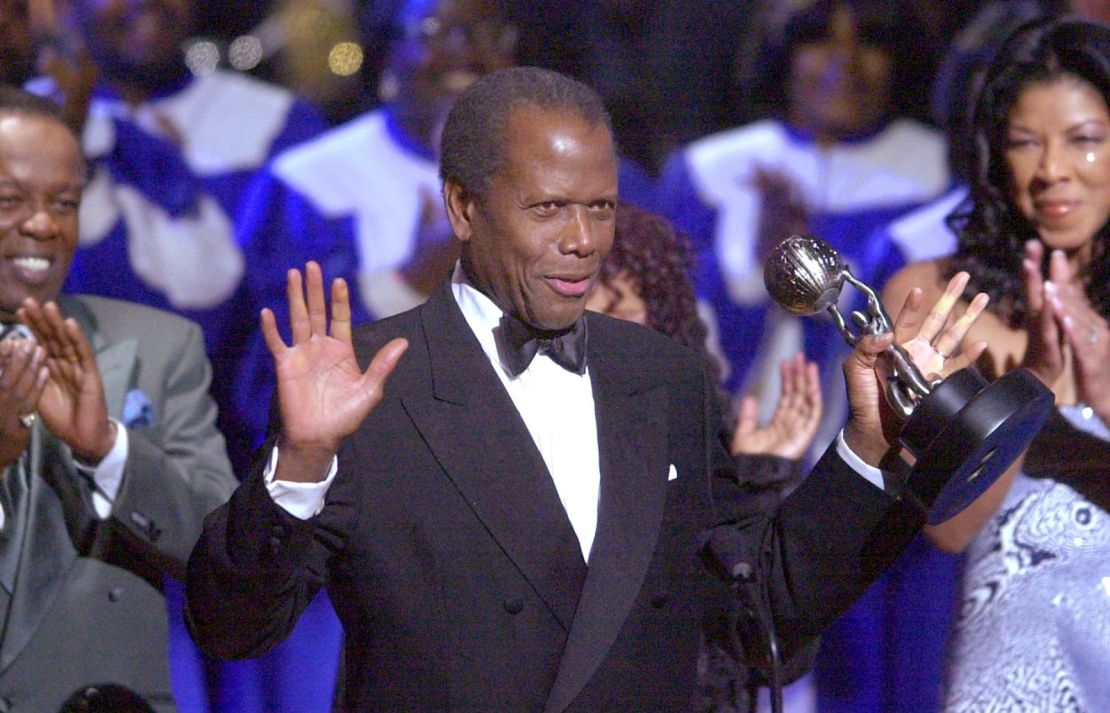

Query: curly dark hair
947 16 1110 327
439 66 611 198
599 204 705 351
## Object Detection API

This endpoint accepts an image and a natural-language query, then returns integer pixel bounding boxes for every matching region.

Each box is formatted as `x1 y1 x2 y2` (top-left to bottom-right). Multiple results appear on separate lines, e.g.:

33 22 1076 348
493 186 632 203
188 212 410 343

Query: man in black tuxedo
186 67 984 712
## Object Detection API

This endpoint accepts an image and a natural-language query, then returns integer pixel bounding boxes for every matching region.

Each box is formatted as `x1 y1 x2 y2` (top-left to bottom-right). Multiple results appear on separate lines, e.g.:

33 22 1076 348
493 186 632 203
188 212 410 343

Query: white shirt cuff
72 419 128 520
835 429 886 492
263 445 337 520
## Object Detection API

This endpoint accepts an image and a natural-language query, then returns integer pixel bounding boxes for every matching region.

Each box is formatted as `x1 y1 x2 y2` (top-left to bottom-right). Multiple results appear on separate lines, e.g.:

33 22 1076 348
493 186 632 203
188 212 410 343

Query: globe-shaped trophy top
763 235 848 316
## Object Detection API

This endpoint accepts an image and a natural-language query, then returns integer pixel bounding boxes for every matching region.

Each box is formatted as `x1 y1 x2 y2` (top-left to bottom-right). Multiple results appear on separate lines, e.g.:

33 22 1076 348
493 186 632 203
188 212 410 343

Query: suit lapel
63 296 139 417
544 316 670 713
0 297 138 672
400 287 587 630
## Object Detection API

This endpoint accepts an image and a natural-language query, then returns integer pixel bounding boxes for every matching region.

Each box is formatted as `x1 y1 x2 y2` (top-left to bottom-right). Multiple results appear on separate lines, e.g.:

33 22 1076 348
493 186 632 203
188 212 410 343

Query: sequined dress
944 405 1110 712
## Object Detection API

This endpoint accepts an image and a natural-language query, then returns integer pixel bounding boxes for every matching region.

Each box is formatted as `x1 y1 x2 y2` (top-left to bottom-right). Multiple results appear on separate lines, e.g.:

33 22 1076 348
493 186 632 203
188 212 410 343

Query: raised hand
0 335 48 468
17 299 116 463
399 188 459 295
731 352 822 460
263 262 407 482
751 167 809 265
843 272 989 466
891 271 990 382
28 0 98 133
1040 247 1110 422
1020 240 1067 388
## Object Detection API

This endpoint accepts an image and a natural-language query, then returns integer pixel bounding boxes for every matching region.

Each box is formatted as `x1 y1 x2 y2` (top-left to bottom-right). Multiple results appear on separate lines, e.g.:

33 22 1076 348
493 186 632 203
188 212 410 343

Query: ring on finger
18 412 36 429
1089 326 1099 346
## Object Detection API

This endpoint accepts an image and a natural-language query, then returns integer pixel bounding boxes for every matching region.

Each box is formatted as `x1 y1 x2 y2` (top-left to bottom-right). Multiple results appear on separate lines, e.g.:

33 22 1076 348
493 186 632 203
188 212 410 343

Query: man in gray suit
0 87 235 711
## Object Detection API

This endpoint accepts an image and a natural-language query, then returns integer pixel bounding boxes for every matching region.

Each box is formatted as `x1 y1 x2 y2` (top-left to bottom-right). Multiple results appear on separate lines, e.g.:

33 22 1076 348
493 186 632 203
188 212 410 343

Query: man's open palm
262 263 407 473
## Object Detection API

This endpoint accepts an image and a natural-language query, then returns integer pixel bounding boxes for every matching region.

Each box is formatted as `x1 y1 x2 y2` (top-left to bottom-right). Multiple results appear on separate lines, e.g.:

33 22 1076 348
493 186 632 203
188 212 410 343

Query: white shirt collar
450 263 518 379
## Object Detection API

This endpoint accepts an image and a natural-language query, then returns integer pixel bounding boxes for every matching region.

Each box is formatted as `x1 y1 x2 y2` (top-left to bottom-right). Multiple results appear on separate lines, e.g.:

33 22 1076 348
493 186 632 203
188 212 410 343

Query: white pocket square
667 464 678 481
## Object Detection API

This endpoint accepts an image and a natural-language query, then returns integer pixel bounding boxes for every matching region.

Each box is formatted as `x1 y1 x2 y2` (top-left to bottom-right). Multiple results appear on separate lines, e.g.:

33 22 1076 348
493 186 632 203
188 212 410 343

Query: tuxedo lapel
544 316 670 713
400 287 587 630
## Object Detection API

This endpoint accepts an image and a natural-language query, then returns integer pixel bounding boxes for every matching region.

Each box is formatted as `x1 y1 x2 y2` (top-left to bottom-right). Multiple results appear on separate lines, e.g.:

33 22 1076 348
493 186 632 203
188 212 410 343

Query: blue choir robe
30 70 328 468
234 107 441 448
659 118 951 453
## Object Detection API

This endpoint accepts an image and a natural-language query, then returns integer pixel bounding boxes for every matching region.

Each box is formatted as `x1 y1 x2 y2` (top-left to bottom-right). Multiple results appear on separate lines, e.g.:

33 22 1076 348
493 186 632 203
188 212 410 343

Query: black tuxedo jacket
187 285 921 712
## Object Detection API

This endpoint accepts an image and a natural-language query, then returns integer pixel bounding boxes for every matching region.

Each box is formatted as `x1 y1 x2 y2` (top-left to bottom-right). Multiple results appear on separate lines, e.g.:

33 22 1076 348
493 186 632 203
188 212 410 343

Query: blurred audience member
0 0 33 86
658 3 950 712
659 0 948 457
577 0 764 177
23 2 328 711
884 17 1110 711
234 0 514 449
0 86 234 713
585 203 822 712
26 0 327 471
588 203 704 347
734 0 948 129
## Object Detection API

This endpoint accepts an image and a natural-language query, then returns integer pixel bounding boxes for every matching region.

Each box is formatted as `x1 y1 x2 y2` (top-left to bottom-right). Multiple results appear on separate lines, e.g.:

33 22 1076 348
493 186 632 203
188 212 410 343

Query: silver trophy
765 235 1053 523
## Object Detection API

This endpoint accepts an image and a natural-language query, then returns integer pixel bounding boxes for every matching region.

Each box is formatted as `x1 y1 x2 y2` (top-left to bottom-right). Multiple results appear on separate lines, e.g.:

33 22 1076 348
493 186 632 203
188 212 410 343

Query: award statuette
764 235 1053 524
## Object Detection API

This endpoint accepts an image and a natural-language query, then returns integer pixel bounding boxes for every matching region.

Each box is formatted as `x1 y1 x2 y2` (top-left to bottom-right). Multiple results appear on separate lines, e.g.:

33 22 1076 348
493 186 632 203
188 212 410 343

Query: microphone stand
707 533 784 713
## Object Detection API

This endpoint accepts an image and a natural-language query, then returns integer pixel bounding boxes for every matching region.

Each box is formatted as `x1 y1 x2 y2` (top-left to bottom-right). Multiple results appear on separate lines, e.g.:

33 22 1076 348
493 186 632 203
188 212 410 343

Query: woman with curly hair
883 16 1110 711
589 202 705 348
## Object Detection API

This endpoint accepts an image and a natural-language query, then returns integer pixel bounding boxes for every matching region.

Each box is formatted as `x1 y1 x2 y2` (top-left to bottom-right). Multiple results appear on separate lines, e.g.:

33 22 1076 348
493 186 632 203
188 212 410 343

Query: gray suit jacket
0 295 236 712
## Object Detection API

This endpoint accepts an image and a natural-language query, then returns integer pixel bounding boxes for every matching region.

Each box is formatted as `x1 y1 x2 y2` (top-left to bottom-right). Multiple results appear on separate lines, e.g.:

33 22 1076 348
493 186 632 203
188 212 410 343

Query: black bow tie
499 313 588 377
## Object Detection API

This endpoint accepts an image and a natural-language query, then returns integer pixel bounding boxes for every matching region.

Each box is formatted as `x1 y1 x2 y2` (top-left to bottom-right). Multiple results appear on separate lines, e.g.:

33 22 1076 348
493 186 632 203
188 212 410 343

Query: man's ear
444 179 476 243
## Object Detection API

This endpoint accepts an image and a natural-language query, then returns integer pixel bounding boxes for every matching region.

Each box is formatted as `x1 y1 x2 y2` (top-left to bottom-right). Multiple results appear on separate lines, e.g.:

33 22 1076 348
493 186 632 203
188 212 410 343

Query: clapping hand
752 167 809 265
17 299 116 463
731 353 822 460
263 262 407 482
1023 241 1110 421
399 189 460 295
843 272 989 466
0 335 47 468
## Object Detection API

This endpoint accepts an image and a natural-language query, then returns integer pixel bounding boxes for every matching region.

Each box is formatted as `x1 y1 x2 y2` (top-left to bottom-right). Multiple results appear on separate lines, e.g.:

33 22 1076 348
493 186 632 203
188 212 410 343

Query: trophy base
899 368 1054 524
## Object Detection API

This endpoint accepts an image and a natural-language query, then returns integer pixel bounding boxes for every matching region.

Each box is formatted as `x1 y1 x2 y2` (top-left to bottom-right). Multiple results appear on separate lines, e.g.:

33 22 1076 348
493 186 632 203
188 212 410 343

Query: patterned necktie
499 313 588 378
